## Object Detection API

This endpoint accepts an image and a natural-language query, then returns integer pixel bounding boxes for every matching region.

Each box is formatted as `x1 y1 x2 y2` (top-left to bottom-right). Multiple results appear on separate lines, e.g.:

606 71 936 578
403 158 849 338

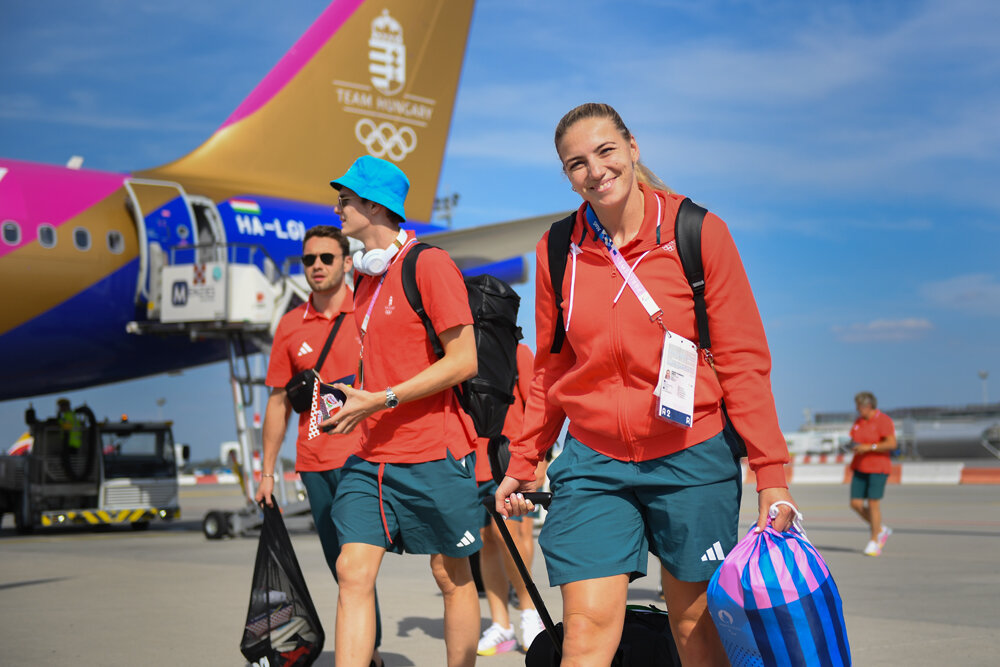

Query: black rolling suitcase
482 494 681 666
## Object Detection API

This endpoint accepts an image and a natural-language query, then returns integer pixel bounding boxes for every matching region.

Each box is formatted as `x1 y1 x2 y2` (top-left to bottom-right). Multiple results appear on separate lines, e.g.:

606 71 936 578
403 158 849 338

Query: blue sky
2 0 998 463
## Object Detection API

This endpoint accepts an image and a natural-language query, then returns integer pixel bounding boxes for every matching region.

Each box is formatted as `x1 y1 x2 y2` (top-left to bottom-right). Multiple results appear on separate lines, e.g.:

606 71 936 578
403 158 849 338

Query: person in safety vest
57 398 82 450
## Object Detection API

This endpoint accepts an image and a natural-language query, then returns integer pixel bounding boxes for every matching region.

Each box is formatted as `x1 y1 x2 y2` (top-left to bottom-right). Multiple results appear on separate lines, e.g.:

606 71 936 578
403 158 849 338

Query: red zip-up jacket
507 187 789 491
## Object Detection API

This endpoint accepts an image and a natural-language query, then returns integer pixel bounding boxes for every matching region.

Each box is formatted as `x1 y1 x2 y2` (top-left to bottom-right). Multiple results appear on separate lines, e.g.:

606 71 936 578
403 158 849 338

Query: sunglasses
301 253 340 267
337 195 358 209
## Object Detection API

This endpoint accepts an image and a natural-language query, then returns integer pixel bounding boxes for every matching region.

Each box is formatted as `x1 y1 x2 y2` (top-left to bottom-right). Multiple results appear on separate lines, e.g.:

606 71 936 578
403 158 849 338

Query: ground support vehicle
0 406 184 534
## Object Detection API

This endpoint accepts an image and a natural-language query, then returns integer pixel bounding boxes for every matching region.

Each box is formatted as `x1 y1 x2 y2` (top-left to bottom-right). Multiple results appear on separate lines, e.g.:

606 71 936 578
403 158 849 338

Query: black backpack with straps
546 198 747 457
360 243 523 440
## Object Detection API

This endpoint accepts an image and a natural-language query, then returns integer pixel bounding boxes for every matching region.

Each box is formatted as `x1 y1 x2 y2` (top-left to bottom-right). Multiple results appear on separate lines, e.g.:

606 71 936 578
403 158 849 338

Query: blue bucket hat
330 155 409 221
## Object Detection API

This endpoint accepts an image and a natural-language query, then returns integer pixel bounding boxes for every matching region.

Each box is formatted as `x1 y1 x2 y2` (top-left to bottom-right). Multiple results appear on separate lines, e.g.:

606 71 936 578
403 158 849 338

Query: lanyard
583 198 664 328
357 236 416 387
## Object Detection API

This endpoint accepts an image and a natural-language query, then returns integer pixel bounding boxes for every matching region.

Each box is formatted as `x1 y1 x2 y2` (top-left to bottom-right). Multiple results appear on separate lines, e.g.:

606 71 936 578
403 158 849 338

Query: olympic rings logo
355 119 417 162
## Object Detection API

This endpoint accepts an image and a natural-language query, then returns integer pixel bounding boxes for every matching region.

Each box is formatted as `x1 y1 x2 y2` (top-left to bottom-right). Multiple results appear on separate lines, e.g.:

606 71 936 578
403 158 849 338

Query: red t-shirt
353 233 476 463
265 293 363 471
850 410 895 474
475 344 535 483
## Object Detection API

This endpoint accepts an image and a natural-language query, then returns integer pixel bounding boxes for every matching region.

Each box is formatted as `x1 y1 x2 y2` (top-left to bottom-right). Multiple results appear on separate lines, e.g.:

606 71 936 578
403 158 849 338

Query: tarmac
1 480 999 666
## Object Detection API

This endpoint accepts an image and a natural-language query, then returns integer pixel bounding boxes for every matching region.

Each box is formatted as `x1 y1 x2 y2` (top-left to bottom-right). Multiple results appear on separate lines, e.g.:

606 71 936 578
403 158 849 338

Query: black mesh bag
240 503 324 666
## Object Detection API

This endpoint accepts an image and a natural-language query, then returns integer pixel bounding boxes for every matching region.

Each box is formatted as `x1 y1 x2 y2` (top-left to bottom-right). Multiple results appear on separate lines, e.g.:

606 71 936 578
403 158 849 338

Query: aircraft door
186 196 227 264
123 178 196 317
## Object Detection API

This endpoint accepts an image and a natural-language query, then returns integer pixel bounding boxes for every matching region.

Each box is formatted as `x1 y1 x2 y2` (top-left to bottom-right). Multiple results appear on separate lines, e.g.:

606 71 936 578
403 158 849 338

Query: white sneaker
520 608 545 652
863 539 881 556
477 622 517 656
877 525 892 548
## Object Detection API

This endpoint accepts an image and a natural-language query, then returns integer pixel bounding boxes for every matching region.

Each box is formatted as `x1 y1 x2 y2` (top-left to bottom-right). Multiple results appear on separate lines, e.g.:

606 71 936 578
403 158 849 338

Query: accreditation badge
654 330 697 428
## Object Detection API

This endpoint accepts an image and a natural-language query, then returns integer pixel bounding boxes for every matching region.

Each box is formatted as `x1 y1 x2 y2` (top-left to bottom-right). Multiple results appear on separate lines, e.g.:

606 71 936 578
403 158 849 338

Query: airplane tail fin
138 0 475 222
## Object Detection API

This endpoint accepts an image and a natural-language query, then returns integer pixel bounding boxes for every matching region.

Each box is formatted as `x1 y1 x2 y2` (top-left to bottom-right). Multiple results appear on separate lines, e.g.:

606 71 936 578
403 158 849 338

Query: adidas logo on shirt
456 530 476 548
700 541 726 562
297 341 313 357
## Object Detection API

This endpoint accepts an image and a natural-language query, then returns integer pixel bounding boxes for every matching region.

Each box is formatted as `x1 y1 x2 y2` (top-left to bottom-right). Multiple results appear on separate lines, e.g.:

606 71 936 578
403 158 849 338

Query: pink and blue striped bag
707 502 851 667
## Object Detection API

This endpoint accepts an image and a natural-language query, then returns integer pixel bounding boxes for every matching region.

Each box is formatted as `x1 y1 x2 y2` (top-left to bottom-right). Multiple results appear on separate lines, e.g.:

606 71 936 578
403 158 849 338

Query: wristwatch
384 387 399 409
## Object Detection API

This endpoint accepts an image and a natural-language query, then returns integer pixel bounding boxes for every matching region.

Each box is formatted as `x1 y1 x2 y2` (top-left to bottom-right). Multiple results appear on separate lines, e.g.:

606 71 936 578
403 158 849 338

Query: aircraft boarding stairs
127 243 314 537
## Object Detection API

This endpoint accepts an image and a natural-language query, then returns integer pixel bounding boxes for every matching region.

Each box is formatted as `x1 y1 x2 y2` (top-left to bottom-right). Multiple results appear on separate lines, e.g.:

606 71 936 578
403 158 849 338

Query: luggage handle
520 491 552 508
481 496 562 656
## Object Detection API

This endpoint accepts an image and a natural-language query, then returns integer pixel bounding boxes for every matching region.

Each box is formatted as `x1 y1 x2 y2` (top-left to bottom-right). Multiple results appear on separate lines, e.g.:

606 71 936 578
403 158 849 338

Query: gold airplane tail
139 0 475 221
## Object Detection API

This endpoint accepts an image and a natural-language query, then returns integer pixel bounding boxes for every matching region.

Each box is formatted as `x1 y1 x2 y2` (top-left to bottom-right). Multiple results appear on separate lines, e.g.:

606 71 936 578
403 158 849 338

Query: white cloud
454 0 1000 212
833 318 933 342
921 274 1000 317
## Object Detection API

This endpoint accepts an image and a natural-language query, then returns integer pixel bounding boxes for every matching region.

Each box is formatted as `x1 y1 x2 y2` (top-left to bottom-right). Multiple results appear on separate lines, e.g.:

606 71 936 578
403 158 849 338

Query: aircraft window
38 224 57 248
73 227 91 251
107 230 125 254
2 220 21 246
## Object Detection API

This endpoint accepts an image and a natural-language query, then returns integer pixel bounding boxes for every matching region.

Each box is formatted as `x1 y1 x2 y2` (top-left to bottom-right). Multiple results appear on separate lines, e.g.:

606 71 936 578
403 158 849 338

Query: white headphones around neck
352 228 408 276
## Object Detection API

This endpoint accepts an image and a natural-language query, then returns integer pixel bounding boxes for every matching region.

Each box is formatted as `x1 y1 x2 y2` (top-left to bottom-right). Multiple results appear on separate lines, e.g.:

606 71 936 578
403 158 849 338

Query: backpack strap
399 243 444 357
547 212 576 354
399 243 468 408
673 198 710 351
674 198 747 457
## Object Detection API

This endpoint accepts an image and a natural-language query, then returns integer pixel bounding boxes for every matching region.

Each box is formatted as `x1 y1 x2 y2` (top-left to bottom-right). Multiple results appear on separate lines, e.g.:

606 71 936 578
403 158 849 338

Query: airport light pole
978 370 989 405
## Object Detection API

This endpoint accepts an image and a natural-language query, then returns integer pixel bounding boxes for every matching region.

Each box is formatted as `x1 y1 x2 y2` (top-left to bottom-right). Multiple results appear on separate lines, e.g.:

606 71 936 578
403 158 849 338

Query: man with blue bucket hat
322 155 483 667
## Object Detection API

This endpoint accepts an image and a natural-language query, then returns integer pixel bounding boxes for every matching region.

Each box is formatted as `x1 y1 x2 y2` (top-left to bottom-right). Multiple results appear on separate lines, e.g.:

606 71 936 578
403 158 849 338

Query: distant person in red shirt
849 391 897 556
254 225 383 667
323 155 481 667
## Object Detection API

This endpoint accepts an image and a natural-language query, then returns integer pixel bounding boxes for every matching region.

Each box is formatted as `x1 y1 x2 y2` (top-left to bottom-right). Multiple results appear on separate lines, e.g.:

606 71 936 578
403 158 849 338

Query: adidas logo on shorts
700 541 726 562
456 530 476 548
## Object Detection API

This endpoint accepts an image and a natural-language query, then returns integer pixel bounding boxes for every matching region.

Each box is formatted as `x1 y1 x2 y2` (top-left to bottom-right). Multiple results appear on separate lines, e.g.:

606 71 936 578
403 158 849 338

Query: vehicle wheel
202 510 229 540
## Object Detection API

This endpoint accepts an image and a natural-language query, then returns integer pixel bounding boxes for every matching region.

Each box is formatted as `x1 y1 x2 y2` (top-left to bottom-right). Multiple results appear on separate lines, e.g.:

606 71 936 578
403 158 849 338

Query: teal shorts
477 479 523 527
850 471 888 500
332 452 482 558
540 430 742 586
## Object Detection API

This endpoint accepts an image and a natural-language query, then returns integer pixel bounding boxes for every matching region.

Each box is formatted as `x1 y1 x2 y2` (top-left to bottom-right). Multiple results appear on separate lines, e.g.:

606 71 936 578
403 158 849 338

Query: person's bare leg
867 499 882 541
516 515 535 580
661 568 728 666
850 498 872 529
559 575 629 666
484 521 531 611
430 553 480 667
335 543 386 667
479 527 512 627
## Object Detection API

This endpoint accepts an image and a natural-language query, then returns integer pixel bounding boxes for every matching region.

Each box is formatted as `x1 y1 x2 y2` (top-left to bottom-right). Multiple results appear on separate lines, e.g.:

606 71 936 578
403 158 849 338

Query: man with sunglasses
255 225 384 667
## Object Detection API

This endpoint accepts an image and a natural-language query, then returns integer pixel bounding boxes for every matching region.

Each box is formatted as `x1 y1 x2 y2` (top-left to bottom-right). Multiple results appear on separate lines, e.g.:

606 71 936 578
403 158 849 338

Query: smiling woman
496 102 798 666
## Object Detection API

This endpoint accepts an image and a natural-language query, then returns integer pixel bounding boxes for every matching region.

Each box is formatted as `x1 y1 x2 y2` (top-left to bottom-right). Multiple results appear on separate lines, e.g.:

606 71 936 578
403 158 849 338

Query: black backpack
393 243 523 439
546 198 747 457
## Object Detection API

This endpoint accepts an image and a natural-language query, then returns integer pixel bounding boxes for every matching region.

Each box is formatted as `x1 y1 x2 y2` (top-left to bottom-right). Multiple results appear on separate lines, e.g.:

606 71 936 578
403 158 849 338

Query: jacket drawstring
565 243 582 333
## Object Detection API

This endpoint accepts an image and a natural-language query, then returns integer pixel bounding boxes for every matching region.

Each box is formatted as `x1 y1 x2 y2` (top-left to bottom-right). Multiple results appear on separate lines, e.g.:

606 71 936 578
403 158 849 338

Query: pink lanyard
357 237 416 388
582 194 665 329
